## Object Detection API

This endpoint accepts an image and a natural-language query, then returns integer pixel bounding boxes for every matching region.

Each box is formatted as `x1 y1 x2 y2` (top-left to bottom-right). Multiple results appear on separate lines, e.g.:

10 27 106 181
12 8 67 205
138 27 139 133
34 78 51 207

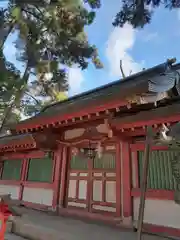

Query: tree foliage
0 48 22 134
113 0 180 28
1 0 175 133
0 0 103 132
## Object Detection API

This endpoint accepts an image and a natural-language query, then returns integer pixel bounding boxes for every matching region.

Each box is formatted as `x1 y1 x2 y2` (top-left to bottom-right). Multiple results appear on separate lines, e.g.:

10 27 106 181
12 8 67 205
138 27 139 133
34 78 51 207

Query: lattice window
138 150 180 190
70 154 88 169
27 154 53 182
1 159 22 180
93 152 116 169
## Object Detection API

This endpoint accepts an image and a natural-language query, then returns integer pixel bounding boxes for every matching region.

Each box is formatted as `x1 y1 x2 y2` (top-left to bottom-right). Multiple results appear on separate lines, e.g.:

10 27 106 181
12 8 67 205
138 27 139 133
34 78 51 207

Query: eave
0 131 60 154
2 101 180 152
112 101 180 134
11 60 180 134
0 134 36 153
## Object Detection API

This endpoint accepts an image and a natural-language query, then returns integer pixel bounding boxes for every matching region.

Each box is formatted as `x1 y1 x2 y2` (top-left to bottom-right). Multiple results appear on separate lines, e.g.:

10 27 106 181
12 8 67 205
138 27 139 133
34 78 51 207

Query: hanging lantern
83 141 96 160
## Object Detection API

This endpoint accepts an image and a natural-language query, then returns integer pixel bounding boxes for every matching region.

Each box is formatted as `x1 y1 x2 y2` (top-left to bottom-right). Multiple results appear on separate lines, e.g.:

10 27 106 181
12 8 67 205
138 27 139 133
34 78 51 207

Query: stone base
122 217 133 229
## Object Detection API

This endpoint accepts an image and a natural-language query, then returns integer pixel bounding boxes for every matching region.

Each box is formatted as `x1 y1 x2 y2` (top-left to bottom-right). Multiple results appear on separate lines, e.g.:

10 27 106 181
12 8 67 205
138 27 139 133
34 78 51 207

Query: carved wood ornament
58 119 114 145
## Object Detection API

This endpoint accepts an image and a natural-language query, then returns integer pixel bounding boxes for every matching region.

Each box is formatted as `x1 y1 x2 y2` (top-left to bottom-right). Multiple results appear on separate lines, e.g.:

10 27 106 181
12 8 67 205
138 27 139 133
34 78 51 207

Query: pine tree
0 0 102 131
113 0 179 28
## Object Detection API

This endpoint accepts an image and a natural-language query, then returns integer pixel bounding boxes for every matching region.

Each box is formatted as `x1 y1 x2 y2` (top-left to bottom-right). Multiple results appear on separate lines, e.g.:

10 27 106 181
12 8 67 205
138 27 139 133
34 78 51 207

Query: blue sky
2 0 180 96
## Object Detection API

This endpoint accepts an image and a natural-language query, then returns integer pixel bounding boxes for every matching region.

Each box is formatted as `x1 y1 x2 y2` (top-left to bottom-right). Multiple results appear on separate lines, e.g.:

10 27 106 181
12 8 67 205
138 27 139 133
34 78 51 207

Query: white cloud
68 68 84 95
105 23 142 78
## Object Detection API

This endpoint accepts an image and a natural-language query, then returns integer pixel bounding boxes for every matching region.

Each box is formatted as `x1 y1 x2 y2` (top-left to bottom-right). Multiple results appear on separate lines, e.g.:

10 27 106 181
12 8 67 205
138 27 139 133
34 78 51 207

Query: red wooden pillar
121 141 132 226
19 158 28 201
58 146 68 210
52 146 63 210
116 142 121 218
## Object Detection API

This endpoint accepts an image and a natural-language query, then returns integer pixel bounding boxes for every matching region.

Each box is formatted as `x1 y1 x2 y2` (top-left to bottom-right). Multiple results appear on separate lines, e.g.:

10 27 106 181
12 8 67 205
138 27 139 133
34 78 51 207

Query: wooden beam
116 142 121 217
121 141 132 221
52 146 63 210
19 158 28 201
137 126 153 240
59 146 69 209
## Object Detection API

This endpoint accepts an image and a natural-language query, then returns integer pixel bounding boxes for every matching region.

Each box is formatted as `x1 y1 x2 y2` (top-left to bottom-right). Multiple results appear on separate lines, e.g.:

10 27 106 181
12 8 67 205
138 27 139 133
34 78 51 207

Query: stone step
11 218 62 240
5 233 27 240
11 217 170 240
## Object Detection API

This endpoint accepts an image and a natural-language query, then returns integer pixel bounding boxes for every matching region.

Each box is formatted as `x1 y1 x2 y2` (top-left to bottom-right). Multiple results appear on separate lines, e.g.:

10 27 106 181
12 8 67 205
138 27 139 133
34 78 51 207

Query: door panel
66 146 117 215
66 151 89 209
91 171 116 214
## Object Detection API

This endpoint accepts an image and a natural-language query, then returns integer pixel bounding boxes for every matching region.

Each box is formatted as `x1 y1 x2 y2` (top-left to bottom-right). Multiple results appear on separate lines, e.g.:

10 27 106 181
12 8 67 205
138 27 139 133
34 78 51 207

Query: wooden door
90 146 117 215
66 145 117 216
66 149 89 210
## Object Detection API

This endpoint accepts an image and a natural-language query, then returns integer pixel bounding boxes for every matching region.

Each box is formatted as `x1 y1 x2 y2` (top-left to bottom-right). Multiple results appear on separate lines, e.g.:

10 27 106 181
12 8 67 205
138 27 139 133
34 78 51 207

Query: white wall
22 187 53 206
133 197 180 229
0 184 20 199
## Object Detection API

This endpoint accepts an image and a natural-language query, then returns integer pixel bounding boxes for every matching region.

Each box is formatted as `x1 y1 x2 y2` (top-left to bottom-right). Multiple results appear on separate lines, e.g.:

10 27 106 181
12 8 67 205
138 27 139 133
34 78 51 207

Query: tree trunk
0 63 30 134
0 101 14 134
0 23 14 50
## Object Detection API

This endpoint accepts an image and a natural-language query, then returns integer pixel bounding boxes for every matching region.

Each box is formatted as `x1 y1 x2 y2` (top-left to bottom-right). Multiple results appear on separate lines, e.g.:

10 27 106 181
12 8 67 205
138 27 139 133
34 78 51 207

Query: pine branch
120 60 126 78
0 63 30 133
25 91 40 104
21 8 44 22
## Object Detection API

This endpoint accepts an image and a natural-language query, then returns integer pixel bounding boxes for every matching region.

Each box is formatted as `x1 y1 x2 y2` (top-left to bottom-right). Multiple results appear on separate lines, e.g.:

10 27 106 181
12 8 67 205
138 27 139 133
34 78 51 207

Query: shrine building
0 59 180 237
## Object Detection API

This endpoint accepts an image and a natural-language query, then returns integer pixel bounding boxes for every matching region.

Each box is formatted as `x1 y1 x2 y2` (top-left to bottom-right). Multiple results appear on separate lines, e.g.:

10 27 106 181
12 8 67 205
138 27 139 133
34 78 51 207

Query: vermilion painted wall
0 147 63 210
0 141 180 238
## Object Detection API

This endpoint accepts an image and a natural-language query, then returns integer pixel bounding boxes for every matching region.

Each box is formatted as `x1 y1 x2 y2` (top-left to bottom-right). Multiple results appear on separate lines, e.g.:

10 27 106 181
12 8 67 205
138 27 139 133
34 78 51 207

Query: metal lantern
83 141 96 160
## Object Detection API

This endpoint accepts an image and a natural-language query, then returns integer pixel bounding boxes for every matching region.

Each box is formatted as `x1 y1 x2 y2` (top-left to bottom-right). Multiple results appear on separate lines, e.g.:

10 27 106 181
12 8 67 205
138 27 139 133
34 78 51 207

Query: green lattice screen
138 150 180 190
70 154 88 169
1 159 22 180
93 152 116 169
27 154 53 182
